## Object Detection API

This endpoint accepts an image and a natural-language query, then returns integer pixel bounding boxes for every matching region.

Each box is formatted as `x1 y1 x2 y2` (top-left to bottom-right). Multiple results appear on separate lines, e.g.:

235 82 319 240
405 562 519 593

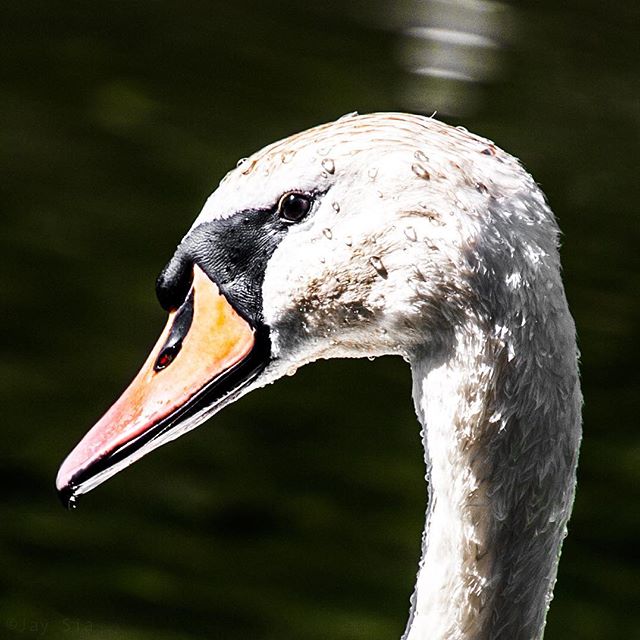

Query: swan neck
404 313 581 640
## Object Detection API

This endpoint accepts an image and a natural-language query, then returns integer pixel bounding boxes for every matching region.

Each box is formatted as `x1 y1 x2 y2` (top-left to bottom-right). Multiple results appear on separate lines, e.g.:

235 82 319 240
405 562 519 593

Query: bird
57 112 582 640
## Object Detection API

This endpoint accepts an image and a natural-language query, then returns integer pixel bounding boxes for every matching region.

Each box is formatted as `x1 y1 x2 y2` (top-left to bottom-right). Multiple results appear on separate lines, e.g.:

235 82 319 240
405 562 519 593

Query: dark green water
1 1 638 639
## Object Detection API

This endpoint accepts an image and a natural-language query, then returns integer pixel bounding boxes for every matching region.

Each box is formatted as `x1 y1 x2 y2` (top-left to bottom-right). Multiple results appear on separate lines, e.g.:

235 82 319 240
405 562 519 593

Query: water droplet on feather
370 256 388 279
412 163 430 180
241 159 257 175
404 226 417 241
321 158 335 174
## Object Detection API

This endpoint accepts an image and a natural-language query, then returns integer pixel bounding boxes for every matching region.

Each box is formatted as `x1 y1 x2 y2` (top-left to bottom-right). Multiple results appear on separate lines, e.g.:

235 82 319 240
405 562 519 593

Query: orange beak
56 265 267 507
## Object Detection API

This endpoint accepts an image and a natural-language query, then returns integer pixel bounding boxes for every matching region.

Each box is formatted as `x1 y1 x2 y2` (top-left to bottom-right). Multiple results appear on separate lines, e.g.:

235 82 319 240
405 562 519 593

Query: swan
56 112 582 640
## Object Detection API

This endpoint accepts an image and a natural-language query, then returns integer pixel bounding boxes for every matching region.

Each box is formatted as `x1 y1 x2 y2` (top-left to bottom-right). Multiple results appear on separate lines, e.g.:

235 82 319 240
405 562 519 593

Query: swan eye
278 193 312 223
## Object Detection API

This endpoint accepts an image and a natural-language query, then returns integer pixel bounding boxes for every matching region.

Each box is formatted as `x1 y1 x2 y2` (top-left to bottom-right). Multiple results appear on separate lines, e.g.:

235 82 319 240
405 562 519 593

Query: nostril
156 252 194 311
155 343 181 371
154 291 195 372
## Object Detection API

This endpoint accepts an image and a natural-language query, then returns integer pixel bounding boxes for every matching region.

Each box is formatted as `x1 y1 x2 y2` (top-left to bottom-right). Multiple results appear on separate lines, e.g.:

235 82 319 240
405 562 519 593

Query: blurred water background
1 1 638 638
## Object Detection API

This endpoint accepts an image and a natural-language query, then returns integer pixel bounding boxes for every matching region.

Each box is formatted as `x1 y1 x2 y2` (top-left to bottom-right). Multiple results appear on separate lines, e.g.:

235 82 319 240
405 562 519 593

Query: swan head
56 112 558 504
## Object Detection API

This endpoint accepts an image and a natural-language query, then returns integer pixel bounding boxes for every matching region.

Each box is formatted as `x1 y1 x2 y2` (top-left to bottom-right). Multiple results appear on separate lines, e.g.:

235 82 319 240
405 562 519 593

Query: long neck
403 302 581 640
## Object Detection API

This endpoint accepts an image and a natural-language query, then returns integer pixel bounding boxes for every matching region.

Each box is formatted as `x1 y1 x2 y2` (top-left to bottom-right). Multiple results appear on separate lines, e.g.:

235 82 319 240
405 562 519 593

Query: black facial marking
156 255 193 311
157 192 321 325
154 291 194 371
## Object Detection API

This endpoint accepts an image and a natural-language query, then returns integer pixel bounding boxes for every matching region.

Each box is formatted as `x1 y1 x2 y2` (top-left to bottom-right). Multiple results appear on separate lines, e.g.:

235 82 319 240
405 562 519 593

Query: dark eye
278 192 312 223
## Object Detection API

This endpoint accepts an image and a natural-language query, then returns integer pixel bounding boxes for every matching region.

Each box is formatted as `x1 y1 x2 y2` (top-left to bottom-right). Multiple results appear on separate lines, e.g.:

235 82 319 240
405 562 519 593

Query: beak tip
56 463 80 510
56 482 79 510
